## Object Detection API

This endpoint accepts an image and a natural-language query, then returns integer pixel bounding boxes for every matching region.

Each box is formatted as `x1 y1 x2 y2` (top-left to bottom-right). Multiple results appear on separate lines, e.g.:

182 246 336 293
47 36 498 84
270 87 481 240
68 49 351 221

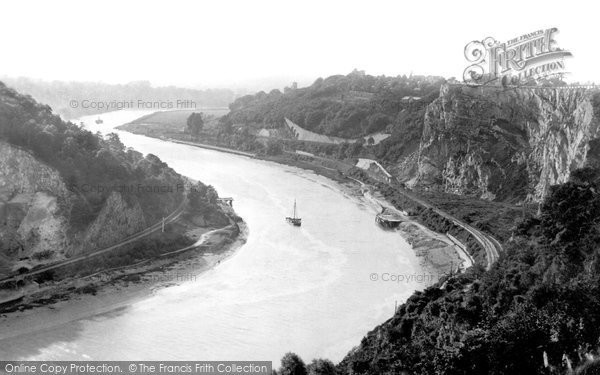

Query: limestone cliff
77 191 147 255
0 141 71 267
0 140 154 276
410 84 600 202
0 81 204 281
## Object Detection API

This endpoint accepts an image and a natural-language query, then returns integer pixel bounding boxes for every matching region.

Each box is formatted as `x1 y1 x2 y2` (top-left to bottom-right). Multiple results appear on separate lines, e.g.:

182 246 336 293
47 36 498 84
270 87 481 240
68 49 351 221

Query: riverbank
265 154 474 276
2 113 467 362
338 179 471 279
168 138 257 158
117 128 471 282
0 219 248 342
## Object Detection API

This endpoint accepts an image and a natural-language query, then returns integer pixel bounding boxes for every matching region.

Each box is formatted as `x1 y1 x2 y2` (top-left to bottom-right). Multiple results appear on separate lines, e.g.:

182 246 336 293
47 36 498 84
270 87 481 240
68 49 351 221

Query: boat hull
375 213 402 229
286 217 302 226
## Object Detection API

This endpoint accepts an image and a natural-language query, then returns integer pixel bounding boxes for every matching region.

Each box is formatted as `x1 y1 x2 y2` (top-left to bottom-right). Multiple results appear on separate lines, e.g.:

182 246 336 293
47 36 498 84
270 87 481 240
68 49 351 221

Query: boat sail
285 199 302 226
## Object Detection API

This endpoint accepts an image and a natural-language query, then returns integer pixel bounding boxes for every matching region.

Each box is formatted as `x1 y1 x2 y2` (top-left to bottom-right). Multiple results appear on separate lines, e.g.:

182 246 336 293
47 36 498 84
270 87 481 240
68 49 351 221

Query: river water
1 110 424 364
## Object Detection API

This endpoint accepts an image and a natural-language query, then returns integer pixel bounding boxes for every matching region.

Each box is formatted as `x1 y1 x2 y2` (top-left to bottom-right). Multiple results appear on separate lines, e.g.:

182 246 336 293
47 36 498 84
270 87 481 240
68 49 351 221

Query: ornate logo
463 28 572 85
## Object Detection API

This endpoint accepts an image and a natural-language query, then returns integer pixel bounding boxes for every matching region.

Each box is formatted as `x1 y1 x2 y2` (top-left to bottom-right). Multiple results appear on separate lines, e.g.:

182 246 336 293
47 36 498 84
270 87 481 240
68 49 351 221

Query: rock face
0 141 148 273
0 81 195 280
410 84 600 202
16 192 68 257
0 141 71 264
78 191 147 255
0 141 70 200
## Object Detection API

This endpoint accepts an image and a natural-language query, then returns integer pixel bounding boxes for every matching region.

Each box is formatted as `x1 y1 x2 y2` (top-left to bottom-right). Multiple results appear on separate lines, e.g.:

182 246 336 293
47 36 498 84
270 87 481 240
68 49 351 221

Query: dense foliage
338 166 600 374
119 72 446 169
273 354 337 375
221 70 444 139
0 81 185 230
186 112 205 138
277 352 308 375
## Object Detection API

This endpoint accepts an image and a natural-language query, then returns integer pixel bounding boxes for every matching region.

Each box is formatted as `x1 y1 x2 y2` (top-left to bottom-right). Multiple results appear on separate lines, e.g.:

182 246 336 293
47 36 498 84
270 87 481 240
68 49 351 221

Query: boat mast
293 199 297 219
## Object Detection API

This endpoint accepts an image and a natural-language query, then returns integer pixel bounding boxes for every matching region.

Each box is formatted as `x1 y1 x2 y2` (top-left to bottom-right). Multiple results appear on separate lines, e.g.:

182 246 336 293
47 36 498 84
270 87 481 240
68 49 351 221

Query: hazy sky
2 0 597 90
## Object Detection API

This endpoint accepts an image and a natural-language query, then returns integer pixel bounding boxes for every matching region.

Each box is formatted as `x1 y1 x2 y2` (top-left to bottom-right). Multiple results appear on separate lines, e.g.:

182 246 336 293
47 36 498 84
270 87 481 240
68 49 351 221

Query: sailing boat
286 199 302 226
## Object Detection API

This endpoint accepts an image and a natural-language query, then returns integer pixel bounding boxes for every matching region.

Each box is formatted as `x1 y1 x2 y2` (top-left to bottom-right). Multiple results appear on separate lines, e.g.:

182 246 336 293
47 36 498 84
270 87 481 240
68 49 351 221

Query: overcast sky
1 0 597 90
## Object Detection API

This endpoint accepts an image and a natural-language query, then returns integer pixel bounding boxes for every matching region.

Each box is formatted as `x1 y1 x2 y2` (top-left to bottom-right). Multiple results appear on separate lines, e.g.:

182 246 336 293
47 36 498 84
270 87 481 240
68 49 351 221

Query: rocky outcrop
77 192 147 255
0 141 71 266
0 81 204 282
0 141 148 272
0 141 70 200
411 84 600 202
16 192 69 257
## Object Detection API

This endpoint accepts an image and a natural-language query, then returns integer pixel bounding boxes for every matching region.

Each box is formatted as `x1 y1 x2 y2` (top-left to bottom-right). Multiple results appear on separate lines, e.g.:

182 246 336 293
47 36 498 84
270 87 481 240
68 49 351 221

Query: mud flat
0 222 248 342
340 179 470 281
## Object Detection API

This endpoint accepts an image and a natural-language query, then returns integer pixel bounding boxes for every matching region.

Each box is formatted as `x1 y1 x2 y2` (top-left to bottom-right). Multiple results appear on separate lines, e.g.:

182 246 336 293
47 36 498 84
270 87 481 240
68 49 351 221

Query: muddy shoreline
337 180 470 279
120 131 471 283
0 130 472 341
0 218 248 341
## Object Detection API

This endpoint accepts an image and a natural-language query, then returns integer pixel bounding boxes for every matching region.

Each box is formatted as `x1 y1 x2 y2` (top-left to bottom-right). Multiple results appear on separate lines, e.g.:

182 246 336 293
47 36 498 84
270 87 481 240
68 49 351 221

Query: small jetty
375 208 404 229
217 197 234 207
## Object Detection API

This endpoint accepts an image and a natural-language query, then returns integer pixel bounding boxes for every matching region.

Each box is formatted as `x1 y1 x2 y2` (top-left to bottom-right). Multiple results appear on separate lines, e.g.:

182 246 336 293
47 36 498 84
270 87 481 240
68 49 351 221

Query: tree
189 183 208 211
306 359 335 375
205 185 218 204
219 120 233 135
279 352 307 375
186 112 204 138
305 111 325 129
346 138 364 158
266 140 283 155
366 113 390 133
336 142 351 159
105 132 125 153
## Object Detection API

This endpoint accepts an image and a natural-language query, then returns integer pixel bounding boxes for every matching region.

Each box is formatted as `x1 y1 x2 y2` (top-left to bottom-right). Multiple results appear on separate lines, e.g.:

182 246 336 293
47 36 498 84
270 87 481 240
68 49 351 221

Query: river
1 110 425 364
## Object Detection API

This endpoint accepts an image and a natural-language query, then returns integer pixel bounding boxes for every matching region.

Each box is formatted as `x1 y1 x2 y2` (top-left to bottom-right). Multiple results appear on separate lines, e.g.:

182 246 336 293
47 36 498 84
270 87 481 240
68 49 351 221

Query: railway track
393 188 502 270
0 197 188 285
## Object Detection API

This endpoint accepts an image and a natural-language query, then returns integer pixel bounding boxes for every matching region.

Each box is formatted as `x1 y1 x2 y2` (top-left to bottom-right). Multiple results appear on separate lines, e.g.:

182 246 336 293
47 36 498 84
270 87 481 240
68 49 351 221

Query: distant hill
223 72 600 204
1 77 236 120
221 70 445 138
